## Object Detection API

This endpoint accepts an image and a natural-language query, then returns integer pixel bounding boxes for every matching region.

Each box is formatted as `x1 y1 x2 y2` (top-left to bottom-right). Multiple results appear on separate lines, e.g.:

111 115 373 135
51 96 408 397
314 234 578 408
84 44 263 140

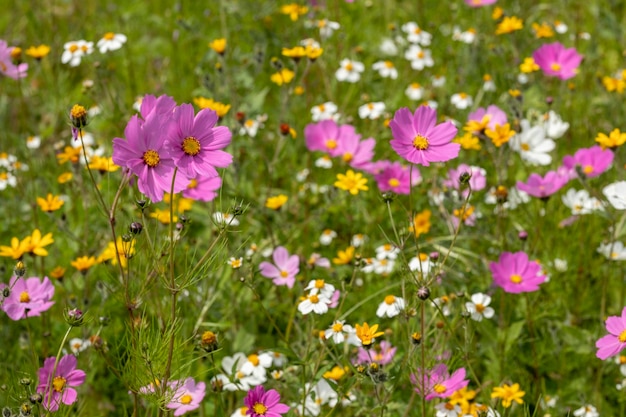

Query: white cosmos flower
97 32 127 53
561 189 603 215
358 102 386 120
450 92 473 109
61 40 93 67
401 22 432 45
376 295 405 318
509 120 555 166
335 59 364 83
405 83 425 100
598 241 626 261
542 110 569 139
404 45 434 70
298 293 331 315
324 320 356 344
603 181 626 210
311 101 338 121
372 60 398 79
465 293 495 321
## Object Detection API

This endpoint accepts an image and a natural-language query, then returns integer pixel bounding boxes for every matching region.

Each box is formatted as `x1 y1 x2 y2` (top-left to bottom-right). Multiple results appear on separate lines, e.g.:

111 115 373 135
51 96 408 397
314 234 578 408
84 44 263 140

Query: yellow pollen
236 371 244 379
520 143 530 151
326 139 337 149
104 32 115 40
411 82 421 88
583 165 594 174
188 178 198 189
384 295 396 305
309 294 320 303
280 270 289 278
619 330 626 343
388 178 400 187
70 104 87 119
69 44 79 53
380 259 388 266
445 402 455 410
551 63 561 71
510 274 523 284
414 28 422 34
318 104 325 112
418 51 425 59
19 291 30 303
384 244 392 251
332 322 343 332
345 62 354 71
368 103 374 110
419 253 428 261
80 45 88 52
52 376 66 392
315 279 325 289
384 61 393 68
248 354 260 366
413 135 429 150
182 137 201 156
475 303 485 313
143 150 160 167
342 152 353 162
245 119 254 127
620 355 626 364
180 394 192 405
433 383 446 394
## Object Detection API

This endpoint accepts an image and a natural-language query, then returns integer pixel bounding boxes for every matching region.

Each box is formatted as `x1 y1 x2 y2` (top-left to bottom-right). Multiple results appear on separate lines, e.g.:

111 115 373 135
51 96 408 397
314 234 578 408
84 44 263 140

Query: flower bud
129 222 143 235
14 261 26 277
28 394 42 405
19 378 31 386
70 104 88 130
64 308 84 327
417 286 430 300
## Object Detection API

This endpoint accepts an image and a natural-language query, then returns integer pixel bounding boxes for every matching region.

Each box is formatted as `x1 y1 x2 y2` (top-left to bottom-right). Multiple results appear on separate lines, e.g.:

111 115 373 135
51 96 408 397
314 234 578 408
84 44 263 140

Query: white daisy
298 293 332 315
376 295 405 318
319 229 337 245
317 19 340 39
509 120 555 166
542 110 569 139
573 405 599 417
561 189 603 215
404 45 434 70
358 102 386 120
351 233 366 247
314 155 333 169
379 38 398 56
304 279 335 299
61 40 93 67
311 101 338 121
401 22 432 45
405 83 425 100
450 92 473 109
603 181 626 210
435 402 461 417
431 74 446 87
465 293 495 321
324 320 356 344
335 59 364 83
598 241 626 260
375 243 400 260
372 60 398 79
97 32 127 53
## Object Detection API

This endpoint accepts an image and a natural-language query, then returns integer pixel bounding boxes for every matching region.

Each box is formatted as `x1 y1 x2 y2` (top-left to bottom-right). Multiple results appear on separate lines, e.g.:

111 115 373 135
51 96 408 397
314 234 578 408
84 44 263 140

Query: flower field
1 1 626 416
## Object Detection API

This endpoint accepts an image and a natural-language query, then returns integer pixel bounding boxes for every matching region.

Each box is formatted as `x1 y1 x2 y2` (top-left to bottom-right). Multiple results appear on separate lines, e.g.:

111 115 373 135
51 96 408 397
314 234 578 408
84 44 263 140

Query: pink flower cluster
112 95 232 202
410 364 469 400
0 39 28 79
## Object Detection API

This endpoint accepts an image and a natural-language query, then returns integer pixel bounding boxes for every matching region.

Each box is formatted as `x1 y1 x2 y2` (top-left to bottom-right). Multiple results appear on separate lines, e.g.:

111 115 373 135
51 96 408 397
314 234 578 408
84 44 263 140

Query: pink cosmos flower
410 364 469 400
182 175 222 202
532 42 583 80
37 355 86 412
562 145 614 179
336 134 375 171
443 164 487 197
516 170 569 199
259 246 300 288
596 307 626 360
166 378 206 416
464 0 497 6
355 341 397 365
304 120 361 157
0 276 54 320
112 114 189 202
244 385 290 417
489 251 546 293
389 106 460 166
374 161 421 194
140 94 177 119
0 40 28 79
467 105 507 131
165 103 233 178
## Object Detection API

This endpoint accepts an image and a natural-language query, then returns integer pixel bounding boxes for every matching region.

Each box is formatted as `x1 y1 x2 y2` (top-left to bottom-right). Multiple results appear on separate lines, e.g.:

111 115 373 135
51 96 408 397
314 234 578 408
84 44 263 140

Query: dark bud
19 378 31 386
179 215 189 224
518 230 528 241
14 261 26 277
417 286 430 300
279 123 291 136
28 394 42 405
64 308 84 327
135 199 149 210
459 172 471 186
2 407 11 417
235 112 246 124
99 316 110 326
429 252 439 261
545 96 553 105
121 234 133 243
19 402 31 416
381 192 395 203
436 321 445 329
2 288 10 298
411 332 422 345
129 222 143 235
231 206 244 216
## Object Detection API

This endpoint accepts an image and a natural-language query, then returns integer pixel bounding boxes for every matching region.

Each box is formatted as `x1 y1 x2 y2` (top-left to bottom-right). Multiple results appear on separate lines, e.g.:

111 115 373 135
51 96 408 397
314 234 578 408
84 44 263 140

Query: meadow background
1 0 625 416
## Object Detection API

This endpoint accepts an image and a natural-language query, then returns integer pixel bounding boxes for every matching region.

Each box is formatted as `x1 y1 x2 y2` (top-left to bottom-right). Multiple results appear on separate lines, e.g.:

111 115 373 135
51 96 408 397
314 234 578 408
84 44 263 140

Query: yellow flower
193 97 231 117
491 383 525 408
355 322 384 346
464 116 491 134
293 85 305 95
602 76 625 93
24 229 54 257
209 38 226 54
280 3 308 21
519 57 539 73
49 266 66 280
265 194 288 210
495 16 523 35
163 193 193 213
532 22 554 38
453 205 475 222
334 170 368 195
596 128 626 149
97 237 135 268
56 146 83 165
71 256 97 272
150 208 178 224
270 68 295 86
409 209 431 237
333 246 355 265
486 123 515 147
37 194 65 212
25 44 51 60
323 366 346 381
453 133 481 150
58 172 73 183
508 89 521 97
449 387 477 410
305 45 323 60
491 6 503 20
88 156 119 173
0 237 29 259
282 46 307 60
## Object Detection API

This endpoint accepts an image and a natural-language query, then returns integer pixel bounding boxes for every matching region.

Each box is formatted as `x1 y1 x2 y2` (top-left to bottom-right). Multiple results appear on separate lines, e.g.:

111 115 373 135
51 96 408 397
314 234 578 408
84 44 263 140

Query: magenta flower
36 355 86 412
467 105 507 131
304 120 361 157
0 40 28 79
0 276 54 320
443 164 487 197
165 103 233 178
355 341 397 365
516 170 569 199
259 246 300 288
596 307 626 360
166 378 206 416
374 161 421 194
140 94 177 119
410 364 469 400
489 251 546 293
532 42 583 80
389 106 460 166
464 0 497 6
336 134 375 171
112 114 189 202
562 145 614 179
244 385 290 417
182 175 222 202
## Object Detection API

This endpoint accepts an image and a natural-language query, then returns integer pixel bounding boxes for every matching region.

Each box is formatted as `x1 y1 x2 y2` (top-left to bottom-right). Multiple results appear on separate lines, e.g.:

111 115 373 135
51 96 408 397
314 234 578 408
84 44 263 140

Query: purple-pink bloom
336 134 375 171
516 170 569 199
562 145 614 179
0 276 54 320
0 40 28 79
244 385 290 417
374 161 421 194
443 164 487 197
532 42 583 80
410 364 469 400
389 106 460 166
140 94 177 119
596 307 626 360
489 251 546 293
259 246 300 288
464 0 497 6
467 105 507 131
355 341 397 365
36 355 86 412
165 103 233 178
182 175 222 202
304 120 361 157
166 377 206 416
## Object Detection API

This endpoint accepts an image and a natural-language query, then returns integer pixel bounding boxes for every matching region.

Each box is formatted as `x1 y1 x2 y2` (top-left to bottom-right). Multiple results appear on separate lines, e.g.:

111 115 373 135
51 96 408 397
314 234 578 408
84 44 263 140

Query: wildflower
336 134 375 170
334 170 368 195
597 241 626 261
37 194 65 212
209 38 227 54
25 44 50 60
319 229 337 245
405 83 425 100
519 57 539 73
69 338 91 355
323 366 346 381
532 42 582 80
573 405 599 417
409 253 431 276
490 383 525 408
280 3 308 21
0 276 54 320
244 385 289 416
333 246 355 265
562 145 613 179
97 237 135 268
389 106 459 166
444 164 487 196
532 22 555 38
495 16 523 35
509 120 555 166
96 32 127 53
489 251 547 293
317 19 340 39
401 22 432 45
259 246 299 288
265 195 288 210
298 293 332 315
376 295 406 318
374 161 421 195
464 0 497 6
405 45 434 70
372 60 398 79
325 320 358 344
183 176 222 202
270 68 295 85
356 341 397 365
602 75 626 93
541 110 570 139
603 181 626 209
24 229 54 257
61 40 93 67
486 124 515 147
453 27 477 44
213 212 240 227
596 128 626 149
49 266 66 280
87 155 119 173
465 293 495 321
304 44 323 60
410 209 431 237
193 97 230 118
167 378 206 416
358 102 386 120
453 133 481 150
595 306 626 360
36 355 86 412
561 189 602 215
311 102 338 122
450 93 473 109
335 58 364 83
70 256 97 273
355 322 384 346
483 74 496 91
466 105 508 133
411 364 469 400
516 170 568 199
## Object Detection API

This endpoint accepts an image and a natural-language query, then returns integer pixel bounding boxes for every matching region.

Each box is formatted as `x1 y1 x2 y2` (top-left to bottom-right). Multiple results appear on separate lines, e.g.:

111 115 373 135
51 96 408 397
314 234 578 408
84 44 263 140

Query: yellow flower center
188 178 198 189
70 104 87 120
280 270 289 278
388 178 400 187
510 274 522 284
413 135 429 150
418 51 425 59
520 143 530 151
345 62 353 71
309 294 320 303
69 44 79 53
384 295 396 305
583 165 594 174
248 354 260 366
325 139 337 149
19 291 30 303
550 63 561 71
180 394 192 405
143 150 160 167
476 303 485 313
315 279 325 289
253 403 268 415
433 383 446 394
182 137 201 156
52 376 66 392
343 152 353 162
414 28 422 34
104 32 115 40
384 61 394 68
619 330 626 343
332 322 343 332
80 45 89 53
